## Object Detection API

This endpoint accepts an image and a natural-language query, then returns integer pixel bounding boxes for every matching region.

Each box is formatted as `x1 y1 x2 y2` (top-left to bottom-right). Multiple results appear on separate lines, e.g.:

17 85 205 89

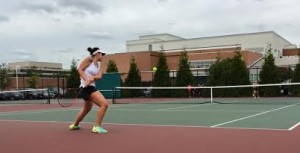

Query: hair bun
87 47 93 52
93 47 99 52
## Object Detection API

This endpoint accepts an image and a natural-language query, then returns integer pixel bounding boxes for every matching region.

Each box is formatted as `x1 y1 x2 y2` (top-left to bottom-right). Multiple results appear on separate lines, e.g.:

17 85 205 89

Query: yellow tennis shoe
92 126 108 134
69 124 80 130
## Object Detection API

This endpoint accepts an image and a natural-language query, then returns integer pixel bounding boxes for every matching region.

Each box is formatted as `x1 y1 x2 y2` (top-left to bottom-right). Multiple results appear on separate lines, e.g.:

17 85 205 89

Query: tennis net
112 82 300 105
0 88 50 104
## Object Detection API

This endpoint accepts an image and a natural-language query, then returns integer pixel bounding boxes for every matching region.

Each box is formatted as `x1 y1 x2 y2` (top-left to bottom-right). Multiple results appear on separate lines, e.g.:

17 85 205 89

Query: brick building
102 31 299 84
5 61 67 90
102 46 264 84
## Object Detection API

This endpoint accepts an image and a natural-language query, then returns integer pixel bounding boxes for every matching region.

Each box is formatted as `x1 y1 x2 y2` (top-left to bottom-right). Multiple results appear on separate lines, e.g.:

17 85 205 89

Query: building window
249 73 259 83
148 44 152 51
246 47 264 53
189 60 215 69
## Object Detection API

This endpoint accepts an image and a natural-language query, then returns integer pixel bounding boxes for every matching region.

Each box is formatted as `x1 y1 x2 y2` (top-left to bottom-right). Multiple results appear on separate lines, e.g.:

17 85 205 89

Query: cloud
56 48 77 54
158 0 168 3
21 1 58 13
20 0 104 16
12 49 34 56
56 49 71 54
10 49 36 61
83 32 113 40
1 0 300 69
0 15 9 22
58 0 104 14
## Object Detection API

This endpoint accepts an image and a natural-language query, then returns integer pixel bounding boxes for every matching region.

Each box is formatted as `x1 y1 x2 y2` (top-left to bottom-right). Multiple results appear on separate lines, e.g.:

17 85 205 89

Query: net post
210 87 213 103
47 88 51 104
112 87 116 104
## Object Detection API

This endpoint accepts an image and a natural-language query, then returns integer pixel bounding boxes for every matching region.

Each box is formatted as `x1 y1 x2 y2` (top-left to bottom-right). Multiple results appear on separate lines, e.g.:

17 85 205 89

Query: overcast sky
0 0 299 69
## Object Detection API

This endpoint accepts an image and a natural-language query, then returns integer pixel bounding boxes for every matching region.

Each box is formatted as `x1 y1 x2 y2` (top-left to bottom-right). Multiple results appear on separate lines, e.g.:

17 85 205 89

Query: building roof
189 31 293 45
8 61 63 71
139 33 184 41
251 56 300 68
126 31 296 53
130 31 294 45
275 56 300 66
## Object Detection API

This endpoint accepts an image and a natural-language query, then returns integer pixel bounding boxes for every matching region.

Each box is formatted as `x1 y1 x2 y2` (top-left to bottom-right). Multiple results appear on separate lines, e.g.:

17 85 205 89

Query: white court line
0 119 289 131
103 122 288 131
0 108 70 116
108 108 261 113
0 104 136 115
157 103 214 111
289 122 300 131
0 104 32 106
0 104 148 116
211 103 299 127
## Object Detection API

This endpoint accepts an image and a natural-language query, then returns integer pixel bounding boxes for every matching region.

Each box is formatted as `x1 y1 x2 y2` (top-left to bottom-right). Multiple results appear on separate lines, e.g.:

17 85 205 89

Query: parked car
1 91 25 100
48 87 64 98
143 89 151 97
0 92 5 100
22 89 40 99
40 90 53 99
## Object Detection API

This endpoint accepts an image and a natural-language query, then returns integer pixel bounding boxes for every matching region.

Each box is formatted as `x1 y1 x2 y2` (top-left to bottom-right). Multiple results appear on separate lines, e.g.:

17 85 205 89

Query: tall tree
106 59 119 73
124 56 142 97
259 44 280 96
291 49 300 95
67 58 80 89
26 66 39 88
207 54 223 86
175 50 194 86
0 63 11 91
152 48 172 97
207 51 250 96
175 50 194 97
230 51 250 85
278 66 293 82
224 51 250 96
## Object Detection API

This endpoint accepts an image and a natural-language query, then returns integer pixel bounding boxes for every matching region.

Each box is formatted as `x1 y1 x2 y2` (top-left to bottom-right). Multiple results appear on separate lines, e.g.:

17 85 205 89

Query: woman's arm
93 70 103 81
77 57 93 84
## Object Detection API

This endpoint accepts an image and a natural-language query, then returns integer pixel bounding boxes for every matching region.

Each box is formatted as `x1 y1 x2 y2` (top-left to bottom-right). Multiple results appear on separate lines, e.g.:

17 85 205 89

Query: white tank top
79 62 100 87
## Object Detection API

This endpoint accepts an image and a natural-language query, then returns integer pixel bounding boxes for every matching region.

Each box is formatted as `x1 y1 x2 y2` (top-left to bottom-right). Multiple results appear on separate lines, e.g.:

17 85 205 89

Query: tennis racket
57 88 83 107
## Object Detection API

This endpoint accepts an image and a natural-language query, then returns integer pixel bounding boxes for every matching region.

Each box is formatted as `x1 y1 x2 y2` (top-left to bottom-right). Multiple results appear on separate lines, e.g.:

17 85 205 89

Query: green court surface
1 102 300 131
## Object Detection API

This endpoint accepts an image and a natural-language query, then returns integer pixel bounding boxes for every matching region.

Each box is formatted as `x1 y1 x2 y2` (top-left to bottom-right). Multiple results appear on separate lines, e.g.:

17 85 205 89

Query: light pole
16 65 20 90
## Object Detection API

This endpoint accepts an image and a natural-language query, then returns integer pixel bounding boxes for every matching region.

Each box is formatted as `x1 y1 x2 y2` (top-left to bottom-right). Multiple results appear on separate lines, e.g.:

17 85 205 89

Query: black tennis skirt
80 86 97 100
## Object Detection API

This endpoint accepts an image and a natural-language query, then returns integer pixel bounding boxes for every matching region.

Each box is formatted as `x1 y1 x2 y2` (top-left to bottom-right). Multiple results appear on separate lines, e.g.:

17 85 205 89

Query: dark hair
87 47 100 56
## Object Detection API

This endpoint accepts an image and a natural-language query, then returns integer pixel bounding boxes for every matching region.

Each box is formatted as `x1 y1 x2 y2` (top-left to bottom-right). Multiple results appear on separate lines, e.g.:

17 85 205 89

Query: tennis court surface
1 98 300 153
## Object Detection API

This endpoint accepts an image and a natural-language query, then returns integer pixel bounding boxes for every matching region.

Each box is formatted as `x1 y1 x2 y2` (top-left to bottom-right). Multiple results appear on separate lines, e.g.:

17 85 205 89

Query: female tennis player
252 80 259 99
69 47 109 133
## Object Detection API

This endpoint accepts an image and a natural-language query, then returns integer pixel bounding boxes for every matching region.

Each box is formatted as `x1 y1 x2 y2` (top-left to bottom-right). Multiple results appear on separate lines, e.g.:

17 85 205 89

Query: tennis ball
152 67 157 72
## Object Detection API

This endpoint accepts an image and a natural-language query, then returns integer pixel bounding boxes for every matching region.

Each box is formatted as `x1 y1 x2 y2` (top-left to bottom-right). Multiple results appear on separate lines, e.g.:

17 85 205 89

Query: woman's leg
73 100 93 126
90 91 109 126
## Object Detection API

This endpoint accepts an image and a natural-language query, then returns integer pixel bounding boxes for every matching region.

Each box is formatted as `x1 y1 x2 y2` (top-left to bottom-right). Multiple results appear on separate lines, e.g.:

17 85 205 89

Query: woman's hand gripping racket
57 88 83 107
